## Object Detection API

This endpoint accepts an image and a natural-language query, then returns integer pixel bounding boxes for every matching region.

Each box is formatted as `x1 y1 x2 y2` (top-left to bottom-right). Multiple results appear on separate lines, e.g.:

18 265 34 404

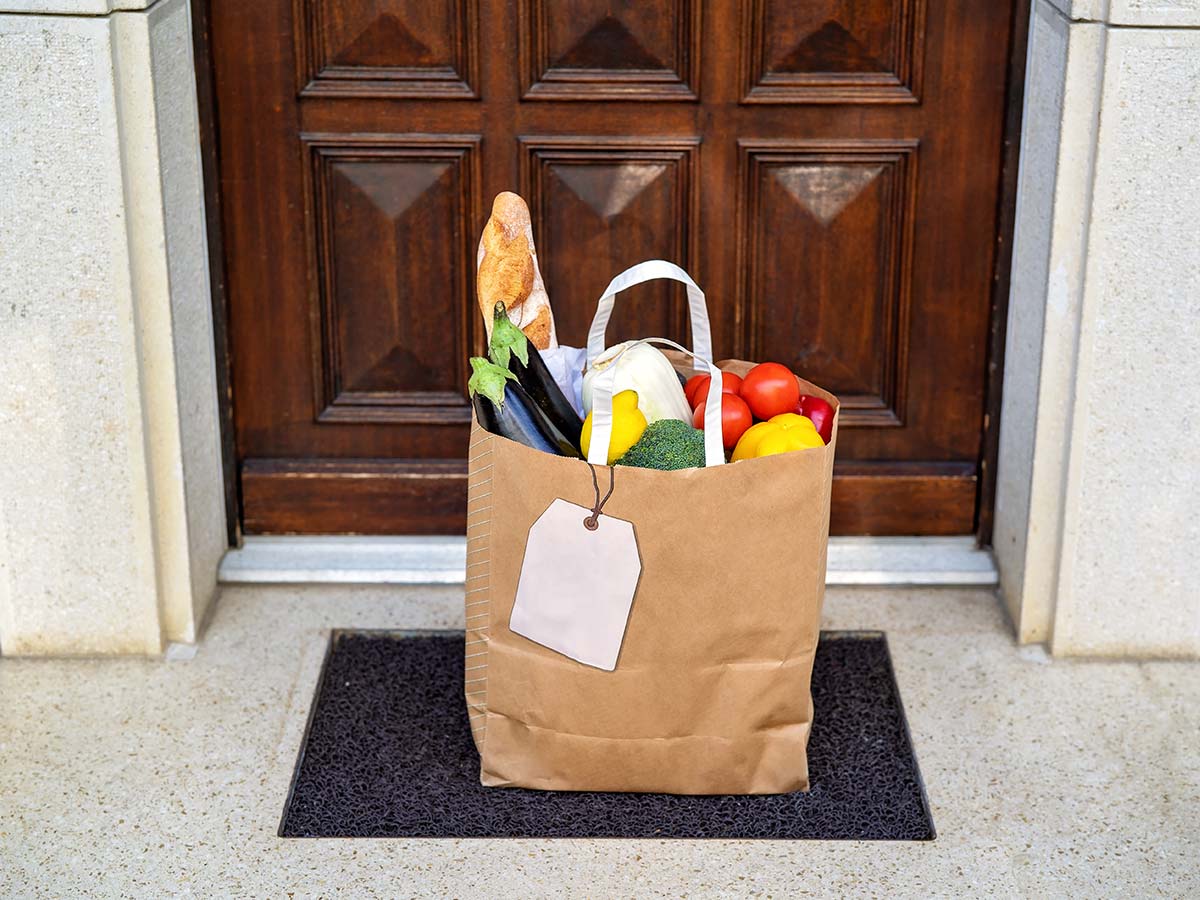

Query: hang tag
509 498 641 671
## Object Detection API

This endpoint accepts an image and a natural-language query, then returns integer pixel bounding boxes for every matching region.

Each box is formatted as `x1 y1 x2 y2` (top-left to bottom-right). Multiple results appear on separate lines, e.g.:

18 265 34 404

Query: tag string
583 464 616 531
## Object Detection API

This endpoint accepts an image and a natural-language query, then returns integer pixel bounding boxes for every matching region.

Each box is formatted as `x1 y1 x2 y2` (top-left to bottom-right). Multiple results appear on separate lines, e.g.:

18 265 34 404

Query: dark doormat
279 631 934 840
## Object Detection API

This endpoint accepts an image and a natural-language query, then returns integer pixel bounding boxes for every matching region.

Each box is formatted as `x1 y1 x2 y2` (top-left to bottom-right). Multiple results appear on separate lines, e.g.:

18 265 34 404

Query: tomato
684 371 743 410
683 374 706 407
740 362 800 420
795 394 834 444
692 392 753 450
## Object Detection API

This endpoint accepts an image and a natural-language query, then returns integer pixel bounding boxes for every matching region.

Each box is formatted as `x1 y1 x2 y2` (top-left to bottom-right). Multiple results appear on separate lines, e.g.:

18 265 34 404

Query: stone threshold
218 535 998 588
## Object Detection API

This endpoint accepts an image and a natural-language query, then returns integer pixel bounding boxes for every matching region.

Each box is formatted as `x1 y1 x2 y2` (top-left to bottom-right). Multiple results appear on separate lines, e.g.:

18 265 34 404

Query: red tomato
683 374 706 408
740 362 800 420
684 372 743 410
796 394 835 444
693 393 753 450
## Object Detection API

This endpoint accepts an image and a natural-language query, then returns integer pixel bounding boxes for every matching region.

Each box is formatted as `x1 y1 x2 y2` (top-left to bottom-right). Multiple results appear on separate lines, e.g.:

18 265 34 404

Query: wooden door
211 0 1016 535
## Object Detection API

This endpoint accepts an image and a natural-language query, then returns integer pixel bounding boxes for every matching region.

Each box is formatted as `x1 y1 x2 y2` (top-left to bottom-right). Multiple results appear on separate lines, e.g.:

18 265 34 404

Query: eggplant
469 358 581 458
507 340 582 451
488 302 582 452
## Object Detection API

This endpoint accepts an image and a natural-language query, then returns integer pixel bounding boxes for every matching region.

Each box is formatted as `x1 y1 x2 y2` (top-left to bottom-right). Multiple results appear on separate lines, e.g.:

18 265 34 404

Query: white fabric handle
587 338 726 468
586 260 713 367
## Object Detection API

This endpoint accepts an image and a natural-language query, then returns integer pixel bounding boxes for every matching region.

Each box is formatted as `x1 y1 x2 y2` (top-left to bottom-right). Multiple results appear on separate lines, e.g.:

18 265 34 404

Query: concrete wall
0 0 224 655
996 0 1200 657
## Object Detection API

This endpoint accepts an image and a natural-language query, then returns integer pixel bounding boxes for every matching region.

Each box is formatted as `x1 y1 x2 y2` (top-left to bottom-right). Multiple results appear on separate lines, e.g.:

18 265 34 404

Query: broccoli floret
615 418 706 471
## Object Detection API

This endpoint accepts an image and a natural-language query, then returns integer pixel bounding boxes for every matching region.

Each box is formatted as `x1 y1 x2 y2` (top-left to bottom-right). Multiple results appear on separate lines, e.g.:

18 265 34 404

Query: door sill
219 535 997 587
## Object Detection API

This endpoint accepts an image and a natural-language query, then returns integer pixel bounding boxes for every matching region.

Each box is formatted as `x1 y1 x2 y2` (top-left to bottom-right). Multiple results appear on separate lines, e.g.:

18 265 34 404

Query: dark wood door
211 0 1016 535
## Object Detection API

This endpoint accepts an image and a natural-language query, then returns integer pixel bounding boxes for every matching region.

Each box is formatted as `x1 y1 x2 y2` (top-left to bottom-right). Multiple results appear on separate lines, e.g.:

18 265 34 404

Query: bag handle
587 337 726 468
586 260 712 368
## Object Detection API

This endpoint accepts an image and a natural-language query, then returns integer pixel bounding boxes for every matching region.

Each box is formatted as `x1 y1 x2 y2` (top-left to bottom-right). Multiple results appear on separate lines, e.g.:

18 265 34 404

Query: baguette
476 192 557 350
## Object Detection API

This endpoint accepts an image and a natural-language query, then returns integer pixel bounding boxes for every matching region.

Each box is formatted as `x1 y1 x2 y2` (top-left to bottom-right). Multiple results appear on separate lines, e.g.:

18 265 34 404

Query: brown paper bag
464 263 837 795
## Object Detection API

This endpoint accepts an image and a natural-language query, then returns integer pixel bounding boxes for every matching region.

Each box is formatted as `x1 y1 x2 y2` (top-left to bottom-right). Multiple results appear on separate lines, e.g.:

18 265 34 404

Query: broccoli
615 418 706 471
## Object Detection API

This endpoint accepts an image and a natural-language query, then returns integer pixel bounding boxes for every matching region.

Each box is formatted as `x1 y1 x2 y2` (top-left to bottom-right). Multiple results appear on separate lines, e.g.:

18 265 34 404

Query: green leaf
489 301 529 370
467 356 515 408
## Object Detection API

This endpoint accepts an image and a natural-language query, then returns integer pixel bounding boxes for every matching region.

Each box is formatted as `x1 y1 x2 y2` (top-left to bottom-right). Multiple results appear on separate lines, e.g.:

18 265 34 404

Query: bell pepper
795 394 834 445
731 412 824 461
581 389 648 465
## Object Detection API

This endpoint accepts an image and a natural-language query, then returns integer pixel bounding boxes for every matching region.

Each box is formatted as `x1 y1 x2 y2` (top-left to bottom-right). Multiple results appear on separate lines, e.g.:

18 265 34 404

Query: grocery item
465 257 839 795
476 192 556 349
796 394 834 445
691 392 753 451
489 301 582 452
684 371 743 409
731 412 823 461
580 389 648 465
581 341 691 424
469 358 580 457
739 362 801 420
615 418 706 471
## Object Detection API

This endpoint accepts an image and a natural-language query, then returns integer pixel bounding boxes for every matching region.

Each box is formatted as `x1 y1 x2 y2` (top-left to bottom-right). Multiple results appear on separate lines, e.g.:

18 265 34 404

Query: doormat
279 631 934 840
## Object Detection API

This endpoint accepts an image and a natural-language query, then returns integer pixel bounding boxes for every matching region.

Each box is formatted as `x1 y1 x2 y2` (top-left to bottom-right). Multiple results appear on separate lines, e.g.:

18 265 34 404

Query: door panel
742 0 925 103
520 0 700 99
302 135 480 424
739 140 916 430
296 0 479 97
212 0 1016 535
522 137 696 350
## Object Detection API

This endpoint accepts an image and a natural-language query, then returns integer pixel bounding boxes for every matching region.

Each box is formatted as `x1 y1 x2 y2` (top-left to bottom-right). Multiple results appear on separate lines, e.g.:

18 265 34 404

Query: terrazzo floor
0 585 1197 898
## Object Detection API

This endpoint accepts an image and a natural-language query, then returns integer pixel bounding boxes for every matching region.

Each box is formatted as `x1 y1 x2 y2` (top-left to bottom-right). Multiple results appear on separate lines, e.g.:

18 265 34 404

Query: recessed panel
521 0 699 100
742 0 924 103
296 0 478 97
304 136 480 423
521 138 698 348
739 141 918 426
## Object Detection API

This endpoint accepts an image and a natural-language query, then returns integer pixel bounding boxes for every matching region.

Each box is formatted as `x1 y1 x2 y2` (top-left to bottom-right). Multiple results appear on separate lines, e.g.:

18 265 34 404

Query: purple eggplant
488 302 582 452
469 358 581 458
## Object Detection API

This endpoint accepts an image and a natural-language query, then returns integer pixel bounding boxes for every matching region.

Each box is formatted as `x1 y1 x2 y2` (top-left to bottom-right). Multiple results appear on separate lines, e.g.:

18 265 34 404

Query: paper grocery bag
463 363 838 795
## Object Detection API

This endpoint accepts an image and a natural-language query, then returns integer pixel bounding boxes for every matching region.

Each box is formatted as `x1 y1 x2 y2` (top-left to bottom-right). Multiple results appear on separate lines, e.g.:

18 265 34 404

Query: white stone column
0 0 225 655
996 0 1200 656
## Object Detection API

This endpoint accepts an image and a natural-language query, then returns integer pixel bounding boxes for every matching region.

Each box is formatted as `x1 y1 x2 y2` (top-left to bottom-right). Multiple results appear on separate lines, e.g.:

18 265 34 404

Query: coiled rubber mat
280 631 933 840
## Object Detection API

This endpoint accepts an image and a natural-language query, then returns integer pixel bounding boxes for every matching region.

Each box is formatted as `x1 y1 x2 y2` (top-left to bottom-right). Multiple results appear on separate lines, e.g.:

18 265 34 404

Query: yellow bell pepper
731 412 824 461
581 389 648 465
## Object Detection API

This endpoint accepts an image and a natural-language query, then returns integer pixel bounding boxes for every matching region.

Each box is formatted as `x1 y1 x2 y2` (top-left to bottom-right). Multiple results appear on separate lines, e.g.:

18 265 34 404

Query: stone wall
996 0 1200 656
0 0 224 654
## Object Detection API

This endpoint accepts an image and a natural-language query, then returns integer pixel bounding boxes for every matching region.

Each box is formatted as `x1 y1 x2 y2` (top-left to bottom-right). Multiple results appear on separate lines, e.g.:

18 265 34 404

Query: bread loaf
476 192 557 349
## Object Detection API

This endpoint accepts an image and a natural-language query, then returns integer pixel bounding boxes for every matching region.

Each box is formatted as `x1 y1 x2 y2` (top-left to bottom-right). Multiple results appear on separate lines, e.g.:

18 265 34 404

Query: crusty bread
476 192 557 349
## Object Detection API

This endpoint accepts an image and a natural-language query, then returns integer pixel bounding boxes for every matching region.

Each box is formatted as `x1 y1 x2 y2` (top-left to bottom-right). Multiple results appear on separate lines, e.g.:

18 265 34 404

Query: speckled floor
0 585 1197 899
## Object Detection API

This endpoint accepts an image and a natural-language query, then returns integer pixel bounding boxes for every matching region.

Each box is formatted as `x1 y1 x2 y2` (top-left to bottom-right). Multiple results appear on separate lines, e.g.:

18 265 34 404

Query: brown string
583 464 616 531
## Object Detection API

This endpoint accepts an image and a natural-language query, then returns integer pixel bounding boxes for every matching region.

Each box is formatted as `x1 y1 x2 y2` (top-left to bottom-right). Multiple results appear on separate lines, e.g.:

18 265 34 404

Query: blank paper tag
509 498 641 671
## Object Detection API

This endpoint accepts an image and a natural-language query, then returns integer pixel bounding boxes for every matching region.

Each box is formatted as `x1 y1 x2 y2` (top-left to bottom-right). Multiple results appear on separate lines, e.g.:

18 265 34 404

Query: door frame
190 0 1032 548
191 0 240 547
976 0 1032 545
